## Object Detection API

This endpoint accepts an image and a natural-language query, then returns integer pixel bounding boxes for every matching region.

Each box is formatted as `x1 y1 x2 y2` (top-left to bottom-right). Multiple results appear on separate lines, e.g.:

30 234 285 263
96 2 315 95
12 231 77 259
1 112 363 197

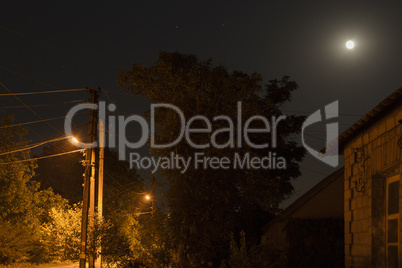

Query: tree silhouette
118 52 306 267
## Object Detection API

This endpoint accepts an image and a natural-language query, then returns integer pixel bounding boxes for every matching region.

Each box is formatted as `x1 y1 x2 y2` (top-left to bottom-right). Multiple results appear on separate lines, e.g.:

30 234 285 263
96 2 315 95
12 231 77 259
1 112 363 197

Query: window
386 176 399 267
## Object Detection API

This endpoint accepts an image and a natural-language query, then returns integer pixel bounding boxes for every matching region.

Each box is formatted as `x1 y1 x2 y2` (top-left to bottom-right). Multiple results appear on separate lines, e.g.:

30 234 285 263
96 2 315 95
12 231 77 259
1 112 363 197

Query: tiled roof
331 87 402 154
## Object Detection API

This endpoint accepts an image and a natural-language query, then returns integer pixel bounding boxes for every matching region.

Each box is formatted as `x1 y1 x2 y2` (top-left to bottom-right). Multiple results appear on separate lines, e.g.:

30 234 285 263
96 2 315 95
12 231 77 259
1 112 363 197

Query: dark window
388 181 399 215
387 177 399 268
388 219 398 243
388 246 398 267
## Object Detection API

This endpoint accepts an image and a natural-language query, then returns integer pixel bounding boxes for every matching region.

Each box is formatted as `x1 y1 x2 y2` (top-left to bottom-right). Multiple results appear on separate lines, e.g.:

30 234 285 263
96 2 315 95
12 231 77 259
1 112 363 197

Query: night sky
1 0 402 207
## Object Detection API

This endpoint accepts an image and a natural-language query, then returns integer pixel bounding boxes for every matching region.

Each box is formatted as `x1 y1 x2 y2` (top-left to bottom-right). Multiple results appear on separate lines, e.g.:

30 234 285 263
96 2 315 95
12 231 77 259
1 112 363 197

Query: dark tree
118 52 306 267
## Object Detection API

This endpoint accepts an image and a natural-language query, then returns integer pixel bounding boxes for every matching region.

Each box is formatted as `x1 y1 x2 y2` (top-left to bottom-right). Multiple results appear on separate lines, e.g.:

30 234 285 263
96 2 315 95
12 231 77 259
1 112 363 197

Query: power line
97 166 124 190
0 82 90 173
102 170 148 197
0 80 95 171
0 82 64 134
106 180 146 195
0 99 86 109
0 88 87 96
0 122 90 156
102 151 150 185
0 149 84 165
0 135 68 156
102 90 115 103
0 112 86 129
0 65 85 100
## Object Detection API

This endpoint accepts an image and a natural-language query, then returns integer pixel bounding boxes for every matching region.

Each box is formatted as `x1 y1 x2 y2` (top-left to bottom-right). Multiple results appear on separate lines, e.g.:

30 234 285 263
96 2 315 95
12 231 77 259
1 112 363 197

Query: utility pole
79 88 98 268
151 176 155 216
88 149 96 268
88 88 100 268
96 105 105 268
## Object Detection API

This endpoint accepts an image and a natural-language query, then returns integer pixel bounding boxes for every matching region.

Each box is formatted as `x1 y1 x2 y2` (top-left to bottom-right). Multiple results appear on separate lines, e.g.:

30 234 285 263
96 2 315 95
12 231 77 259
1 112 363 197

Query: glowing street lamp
145 194 155 215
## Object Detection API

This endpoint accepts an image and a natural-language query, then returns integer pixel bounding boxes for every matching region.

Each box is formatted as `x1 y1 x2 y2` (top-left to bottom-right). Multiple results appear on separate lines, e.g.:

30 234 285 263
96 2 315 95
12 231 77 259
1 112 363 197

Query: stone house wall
343 105 402 267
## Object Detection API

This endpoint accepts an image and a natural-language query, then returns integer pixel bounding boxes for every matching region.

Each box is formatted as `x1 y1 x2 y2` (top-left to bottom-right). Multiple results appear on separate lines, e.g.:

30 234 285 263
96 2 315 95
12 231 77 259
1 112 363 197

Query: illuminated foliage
40 203 82 261
0 115 37 220
0 115 67 264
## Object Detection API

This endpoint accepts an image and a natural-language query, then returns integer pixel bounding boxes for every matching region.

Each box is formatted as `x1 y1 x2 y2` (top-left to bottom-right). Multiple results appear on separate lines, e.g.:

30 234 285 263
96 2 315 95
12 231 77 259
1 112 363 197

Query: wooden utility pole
79 89 98 268
88 90 100 268
96 113 105 268
151 176 155 216
88 149 96 268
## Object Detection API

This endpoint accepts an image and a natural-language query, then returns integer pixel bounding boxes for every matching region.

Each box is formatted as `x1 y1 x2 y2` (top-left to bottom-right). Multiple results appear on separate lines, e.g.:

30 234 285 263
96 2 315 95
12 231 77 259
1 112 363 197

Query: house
261 168 344 267
338 87 402 267
262 167 344 248
262 87 401 267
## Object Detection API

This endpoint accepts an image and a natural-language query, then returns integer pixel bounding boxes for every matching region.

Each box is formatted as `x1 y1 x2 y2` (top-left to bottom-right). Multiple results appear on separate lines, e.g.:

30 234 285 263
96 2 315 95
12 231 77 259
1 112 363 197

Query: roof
263 167 344 231
327 87 402 154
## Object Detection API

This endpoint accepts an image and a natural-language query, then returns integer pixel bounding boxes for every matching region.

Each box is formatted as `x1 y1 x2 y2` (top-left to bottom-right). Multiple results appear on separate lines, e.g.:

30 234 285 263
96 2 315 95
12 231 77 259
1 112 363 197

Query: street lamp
145 194 155 215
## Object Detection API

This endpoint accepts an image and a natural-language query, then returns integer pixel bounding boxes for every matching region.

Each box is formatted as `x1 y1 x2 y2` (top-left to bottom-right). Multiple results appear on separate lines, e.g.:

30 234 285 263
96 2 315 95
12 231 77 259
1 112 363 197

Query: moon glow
346 40 355 49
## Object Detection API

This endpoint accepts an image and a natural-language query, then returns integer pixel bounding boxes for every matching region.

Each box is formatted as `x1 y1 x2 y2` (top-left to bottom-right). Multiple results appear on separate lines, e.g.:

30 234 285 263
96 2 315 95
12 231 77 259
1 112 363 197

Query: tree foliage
0 115 67 264
0 114 169 266
35 140 155 265
117 52 306 266
0 219 36 264
134 211 173 267
40 203 82 261
0 115 37 221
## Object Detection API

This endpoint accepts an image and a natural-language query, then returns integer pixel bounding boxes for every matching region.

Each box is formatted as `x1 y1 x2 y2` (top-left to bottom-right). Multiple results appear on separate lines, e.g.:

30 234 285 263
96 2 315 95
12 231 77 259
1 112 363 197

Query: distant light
72 137 79 143
346 40 355 49
145 195 150 200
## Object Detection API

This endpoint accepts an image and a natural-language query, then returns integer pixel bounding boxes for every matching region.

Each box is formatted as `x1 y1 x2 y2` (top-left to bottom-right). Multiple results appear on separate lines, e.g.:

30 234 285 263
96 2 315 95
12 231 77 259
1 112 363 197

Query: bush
40 203 82 261
223 231 287 268
0 220 35 264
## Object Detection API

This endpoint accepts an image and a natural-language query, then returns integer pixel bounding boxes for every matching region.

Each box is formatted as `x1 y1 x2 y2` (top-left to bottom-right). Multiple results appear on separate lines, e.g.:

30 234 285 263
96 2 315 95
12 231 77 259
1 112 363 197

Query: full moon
346 40 355 49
